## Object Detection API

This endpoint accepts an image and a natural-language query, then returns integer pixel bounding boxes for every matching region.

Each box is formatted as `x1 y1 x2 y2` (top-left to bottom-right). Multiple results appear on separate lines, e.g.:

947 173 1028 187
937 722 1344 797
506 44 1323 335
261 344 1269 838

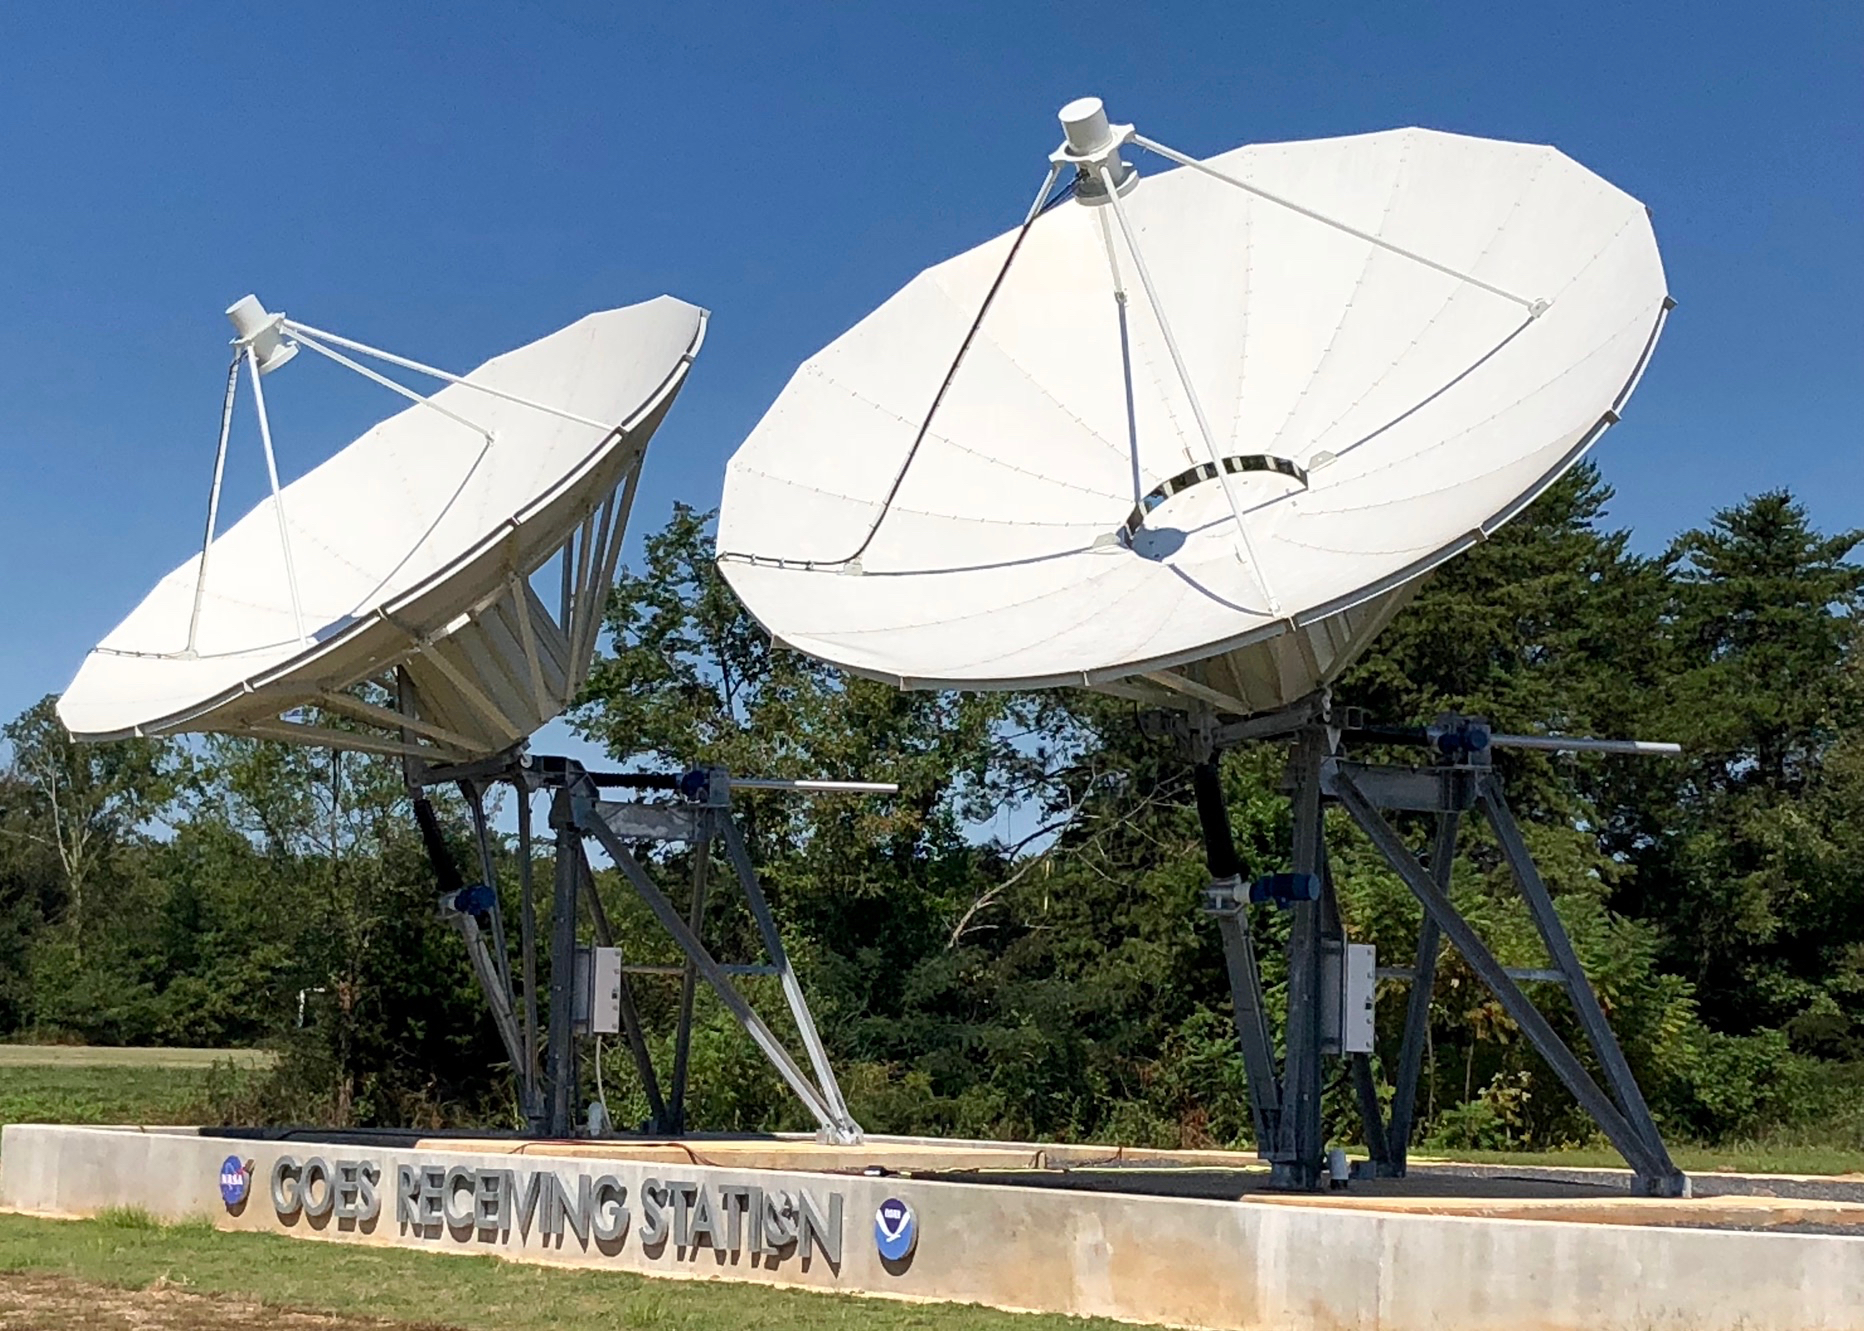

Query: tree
0 695 172 961
1634 493 1864 1032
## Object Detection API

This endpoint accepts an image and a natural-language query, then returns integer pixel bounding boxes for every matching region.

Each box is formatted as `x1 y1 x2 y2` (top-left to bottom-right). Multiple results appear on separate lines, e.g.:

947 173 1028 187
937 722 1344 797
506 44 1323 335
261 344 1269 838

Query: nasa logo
874 1196 916 1262
218 1155 252 1207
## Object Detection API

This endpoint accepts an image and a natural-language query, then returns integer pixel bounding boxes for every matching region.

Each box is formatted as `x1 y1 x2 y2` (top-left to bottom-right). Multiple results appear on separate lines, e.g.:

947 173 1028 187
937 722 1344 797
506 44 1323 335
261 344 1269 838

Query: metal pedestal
420 755 862 1144
1182 696 1687 1197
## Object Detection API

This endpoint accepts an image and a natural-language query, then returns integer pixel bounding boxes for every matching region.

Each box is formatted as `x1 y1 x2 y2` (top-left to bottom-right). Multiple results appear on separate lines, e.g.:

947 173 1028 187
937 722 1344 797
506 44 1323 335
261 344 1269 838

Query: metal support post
455 912 527 1074
514 786 544 1132
1191 758 1283 1150
1320 852 1391 1170
1273 728 1329 1189
1383 809 1459 1174
668 823 712 1134
545 788 582 1137
575 854 668 1130
463 784 517 1025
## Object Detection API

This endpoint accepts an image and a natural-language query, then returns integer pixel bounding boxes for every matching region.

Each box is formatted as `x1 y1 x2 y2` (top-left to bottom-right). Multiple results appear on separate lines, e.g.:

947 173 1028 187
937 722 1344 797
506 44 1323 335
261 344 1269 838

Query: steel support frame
426 757 861 1145
1190 707 1687 1197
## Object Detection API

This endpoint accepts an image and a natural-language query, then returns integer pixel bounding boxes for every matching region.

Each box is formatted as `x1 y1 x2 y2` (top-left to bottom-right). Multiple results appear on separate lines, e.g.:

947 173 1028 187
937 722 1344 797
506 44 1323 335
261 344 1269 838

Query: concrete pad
6 1123 1864 1330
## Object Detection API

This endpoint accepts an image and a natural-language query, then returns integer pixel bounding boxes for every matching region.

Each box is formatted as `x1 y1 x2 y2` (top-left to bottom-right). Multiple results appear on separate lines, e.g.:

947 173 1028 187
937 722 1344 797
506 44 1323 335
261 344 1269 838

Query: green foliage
5 471 1864 1162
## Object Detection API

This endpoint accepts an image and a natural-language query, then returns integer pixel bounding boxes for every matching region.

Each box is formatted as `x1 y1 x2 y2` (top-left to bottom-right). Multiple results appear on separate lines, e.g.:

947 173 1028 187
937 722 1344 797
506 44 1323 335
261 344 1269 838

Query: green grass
0 1063 228 1132
0 1045 276 1069
1424 1141 1864 1177
0 1211 1129 1331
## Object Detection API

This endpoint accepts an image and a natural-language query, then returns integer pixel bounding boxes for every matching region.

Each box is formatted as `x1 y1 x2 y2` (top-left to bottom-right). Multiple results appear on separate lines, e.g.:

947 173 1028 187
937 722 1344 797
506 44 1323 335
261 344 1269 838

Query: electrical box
1320 941 1377 1055
1341 943 1376 1054
572 946 623 1036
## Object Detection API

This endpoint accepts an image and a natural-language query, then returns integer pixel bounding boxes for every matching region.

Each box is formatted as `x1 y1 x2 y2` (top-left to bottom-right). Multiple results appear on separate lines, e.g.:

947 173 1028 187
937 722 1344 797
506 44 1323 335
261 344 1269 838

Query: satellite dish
60 295 707 759
717 100 1669 715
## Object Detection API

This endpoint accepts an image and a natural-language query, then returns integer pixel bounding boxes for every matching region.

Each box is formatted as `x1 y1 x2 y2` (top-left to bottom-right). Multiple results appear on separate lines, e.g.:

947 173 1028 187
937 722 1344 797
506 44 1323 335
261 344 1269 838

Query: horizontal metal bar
1490 734 1682 757
1377 965 1568 984
622 963 779 978
1345 726 1681 757
1210 694 1328 748
1323 760 1479 813
726 778 900 794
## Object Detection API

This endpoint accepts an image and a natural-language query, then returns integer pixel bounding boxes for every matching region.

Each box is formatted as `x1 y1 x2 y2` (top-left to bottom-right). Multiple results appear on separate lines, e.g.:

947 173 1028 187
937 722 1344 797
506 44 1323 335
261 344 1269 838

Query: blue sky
0 2 1857 741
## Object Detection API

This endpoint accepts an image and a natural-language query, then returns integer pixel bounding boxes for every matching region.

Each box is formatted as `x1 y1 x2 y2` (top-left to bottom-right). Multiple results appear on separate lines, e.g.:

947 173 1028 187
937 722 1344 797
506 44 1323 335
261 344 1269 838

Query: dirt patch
0 1271 459 1330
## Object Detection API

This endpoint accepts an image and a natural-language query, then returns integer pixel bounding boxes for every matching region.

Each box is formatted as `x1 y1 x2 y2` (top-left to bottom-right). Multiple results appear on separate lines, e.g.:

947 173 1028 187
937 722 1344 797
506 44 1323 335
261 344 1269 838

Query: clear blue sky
0 2 1857 735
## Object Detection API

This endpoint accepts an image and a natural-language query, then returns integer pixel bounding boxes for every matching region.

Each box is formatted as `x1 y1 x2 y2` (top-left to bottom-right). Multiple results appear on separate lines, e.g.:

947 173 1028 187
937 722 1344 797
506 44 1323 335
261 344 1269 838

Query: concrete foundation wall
5 1124 1863 1331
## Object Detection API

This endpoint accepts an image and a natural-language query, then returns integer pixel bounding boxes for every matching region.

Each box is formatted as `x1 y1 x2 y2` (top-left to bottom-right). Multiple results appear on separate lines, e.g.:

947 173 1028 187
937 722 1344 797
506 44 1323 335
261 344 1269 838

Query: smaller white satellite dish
716 100 1669 717
60 295 707 760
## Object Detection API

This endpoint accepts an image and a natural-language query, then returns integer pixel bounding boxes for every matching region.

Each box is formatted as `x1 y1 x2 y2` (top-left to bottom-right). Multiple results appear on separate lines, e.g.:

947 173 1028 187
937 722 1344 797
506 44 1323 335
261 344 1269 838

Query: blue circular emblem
218 1155 251 1207
874 1196 916 1262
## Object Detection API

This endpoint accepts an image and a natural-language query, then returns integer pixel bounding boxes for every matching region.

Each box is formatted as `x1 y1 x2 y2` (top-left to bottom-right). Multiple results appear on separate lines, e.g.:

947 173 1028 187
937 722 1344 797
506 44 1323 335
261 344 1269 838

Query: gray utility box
572 946 623 1036
1320 942 1377 1055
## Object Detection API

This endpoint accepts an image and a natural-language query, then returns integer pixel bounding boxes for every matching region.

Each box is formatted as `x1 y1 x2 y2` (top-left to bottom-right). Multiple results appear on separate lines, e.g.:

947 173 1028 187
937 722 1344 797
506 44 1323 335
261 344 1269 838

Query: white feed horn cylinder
225 293 298 375
1057 95 1135 198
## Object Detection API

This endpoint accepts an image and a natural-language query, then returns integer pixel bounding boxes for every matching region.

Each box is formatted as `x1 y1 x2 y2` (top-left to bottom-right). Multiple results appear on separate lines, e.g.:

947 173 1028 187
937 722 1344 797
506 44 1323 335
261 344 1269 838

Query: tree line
3 462 1861 1151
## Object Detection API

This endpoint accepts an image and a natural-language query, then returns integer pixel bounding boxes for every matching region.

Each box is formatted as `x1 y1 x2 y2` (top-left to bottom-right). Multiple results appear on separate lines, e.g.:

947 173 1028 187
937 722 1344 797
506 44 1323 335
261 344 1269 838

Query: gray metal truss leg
578 807 861 1143
1478 779 1687 1196
1274 730 1329 1190
1383 810 1459 1175
668 833 712 1134
455 911 528 1079
545 790 582 1137
1320 853 1391 1171
1212 907 1283 1150
514 787 544 1132
575 855 669 1132
717 816 860 1140
1330 769 1687 1195
1191 758 1283 1150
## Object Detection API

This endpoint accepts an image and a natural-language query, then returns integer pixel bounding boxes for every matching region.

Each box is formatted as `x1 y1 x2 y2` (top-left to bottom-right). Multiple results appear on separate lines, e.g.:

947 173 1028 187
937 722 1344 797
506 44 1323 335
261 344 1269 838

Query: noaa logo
874 1196 916 1261
218 1155 251 1207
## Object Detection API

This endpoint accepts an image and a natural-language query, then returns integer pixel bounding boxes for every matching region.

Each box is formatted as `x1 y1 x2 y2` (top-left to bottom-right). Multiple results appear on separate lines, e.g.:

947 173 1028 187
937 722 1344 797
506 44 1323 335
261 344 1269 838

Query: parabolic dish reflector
717 106 1668 714
61 295 706 758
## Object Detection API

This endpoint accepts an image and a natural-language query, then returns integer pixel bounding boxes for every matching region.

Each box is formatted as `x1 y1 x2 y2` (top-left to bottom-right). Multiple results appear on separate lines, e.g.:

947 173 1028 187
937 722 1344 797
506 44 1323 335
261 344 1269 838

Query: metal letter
396 1164 421 1226
474 1170 510 1232
443 1166 476 1229
687 1185 719 1249
718 1186 750 1252
301 1158 335 1219
418 1165 446 1227
640 1177 670 1246
797 1191 842 1266
512 1169 544 1236
592 1176 629 1243
356 1162 381 1223
270 1156 301 1216
562 1174 593 1245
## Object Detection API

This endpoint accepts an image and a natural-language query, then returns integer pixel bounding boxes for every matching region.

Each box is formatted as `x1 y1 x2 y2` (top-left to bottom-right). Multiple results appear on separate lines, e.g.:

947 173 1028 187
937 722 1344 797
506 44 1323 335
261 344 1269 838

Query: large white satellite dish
717 100 1669 715
60 295 707 759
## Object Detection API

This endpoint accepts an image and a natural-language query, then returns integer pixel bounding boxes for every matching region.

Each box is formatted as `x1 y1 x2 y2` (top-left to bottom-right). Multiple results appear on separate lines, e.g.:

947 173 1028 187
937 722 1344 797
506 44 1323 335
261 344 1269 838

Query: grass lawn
0 1210 1127 1331
1421 1142 1864 1177
0 1048 274 1141
0 1045 275 1069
